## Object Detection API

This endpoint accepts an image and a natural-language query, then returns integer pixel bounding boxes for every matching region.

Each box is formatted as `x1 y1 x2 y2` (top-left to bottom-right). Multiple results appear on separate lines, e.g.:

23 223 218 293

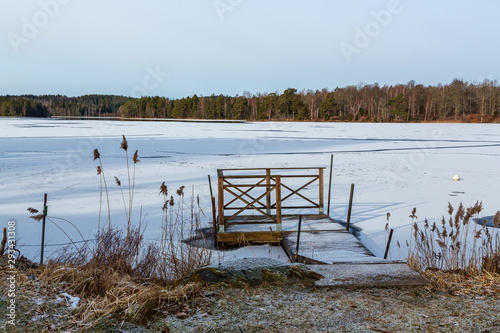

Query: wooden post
295 214 302 262
0 228 6 256
327 154 333 216
384 229 394 260
266 168 271 215
217 170 225 233
318 168 324 214
346 184 354 232
275 176 282 231
40 193 48 265
211 197 217 235
208 175 214 200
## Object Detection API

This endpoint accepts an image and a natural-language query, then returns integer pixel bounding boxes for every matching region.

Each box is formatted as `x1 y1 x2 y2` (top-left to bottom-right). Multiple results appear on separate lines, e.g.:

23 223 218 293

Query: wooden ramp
223 214 387 265
282 230 387 265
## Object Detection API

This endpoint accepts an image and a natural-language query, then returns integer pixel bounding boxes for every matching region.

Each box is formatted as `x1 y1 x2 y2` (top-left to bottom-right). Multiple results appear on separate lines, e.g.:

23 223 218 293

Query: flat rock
184 258 322 285
310 263 428 287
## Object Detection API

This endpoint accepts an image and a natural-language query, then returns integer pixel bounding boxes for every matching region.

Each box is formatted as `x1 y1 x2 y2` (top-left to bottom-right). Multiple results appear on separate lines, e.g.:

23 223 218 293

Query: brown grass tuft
408 202 500 276
420 269 500 297
35 260 205 326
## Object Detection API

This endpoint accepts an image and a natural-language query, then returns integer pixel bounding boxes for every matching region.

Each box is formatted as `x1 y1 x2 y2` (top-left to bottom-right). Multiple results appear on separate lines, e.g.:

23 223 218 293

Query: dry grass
408 202 500 293
21 136 214 328
34 261 204 327
420 269 500 297
31 190 211 327
408 202 500 273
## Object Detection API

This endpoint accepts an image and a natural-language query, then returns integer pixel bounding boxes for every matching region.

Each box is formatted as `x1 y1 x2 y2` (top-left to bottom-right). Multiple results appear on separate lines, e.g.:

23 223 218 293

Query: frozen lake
1 118 499 261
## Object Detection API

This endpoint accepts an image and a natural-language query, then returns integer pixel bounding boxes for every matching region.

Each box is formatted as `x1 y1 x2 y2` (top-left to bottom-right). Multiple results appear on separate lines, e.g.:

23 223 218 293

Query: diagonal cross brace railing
224 184 277 223
271 176 319 209
223 178 267 210
217 168 323 233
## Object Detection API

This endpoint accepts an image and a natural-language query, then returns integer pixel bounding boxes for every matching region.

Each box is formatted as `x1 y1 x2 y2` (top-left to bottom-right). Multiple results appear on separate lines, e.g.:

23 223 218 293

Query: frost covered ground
1 118 499 262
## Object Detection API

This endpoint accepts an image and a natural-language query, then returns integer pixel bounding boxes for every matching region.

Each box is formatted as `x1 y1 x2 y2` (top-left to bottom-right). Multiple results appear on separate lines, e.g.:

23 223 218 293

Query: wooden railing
217 168 324 232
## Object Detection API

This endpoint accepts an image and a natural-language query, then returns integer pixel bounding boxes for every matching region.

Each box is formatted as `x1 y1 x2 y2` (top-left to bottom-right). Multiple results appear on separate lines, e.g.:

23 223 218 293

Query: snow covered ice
1 117 499 261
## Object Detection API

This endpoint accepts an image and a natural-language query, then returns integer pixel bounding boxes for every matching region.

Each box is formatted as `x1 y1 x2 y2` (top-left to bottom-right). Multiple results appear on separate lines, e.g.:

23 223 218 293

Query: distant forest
2 79 499 122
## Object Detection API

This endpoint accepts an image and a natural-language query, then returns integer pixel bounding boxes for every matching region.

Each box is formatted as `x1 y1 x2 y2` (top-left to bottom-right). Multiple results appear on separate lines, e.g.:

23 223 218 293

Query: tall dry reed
28 136 213 326
408 202 500 274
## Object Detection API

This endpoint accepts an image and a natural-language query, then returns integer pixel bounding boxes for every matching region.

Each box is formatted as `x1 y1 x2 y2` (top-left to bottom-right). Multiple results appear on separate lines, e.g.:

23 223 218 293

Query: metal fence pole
295 214 303 262
40 193 48 265
327 154 333 216
346 184 354 231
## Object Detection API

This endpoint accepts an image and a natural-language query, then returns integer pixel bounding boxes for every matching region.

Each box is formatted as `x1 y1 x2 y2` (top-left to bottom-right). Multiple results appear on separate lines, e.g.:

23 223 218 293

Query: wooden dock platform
220 214 388 265
211 167 426 287
218 214 340 244
214 168 387 264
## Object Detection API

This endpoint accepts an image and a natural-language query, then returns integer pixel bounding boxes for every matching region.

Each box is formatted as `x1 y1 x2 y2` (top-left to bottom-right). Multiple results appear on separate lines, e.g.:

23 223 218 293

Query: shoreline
2 115 497 124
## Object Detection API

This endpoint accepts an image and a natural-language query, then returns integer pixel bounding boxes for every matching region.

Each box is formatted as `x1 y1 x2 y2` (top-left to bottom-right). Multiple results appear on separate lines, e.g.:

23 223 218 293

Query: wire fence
18 239 97 247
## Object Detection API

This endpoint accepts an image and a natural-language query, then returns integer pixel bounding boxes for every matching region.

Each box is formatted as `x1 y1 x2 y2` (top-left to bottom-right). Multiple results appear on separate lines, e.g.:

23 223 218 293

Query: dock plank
225 214 345 232
282 231 386 264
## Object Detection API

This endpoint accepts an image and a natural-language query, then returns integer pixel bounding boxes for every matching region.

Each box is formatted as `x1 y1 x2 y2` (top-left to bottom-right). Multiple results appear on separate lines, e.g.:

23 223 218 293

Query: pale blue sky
1 0 499 98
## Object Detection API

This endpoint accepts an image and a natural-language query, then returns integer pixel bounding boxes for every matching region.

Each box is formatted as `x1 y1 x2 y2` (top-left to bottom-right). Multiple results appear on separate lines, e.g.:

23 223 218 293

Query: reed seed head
169 196 175 206
177 186 185 197
133 150 140 164
159 182 168 196
27 207 39 214
410 208 417 219
120 135 128 151
493 211 500 227
30 214 44 222
97 166 102 175
447 202 454 215
470 201 483 216
114 176 121 186
93 148 100 161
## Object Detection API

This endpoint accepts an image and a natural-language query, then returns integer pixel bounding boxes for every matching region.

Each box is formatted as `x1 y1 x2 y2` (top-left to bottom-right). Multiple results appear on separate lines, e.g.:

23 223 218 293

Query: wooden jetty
212 167 426 286
215 167 380 263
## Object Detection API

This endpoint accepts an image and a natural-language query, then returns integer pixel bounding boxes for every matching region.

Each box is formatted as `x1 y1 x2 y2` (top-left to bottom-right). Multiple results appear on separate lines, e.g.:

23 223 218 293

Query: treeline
0 96 49 117
119 79 500 122
2 79 500 122
0 95 131 118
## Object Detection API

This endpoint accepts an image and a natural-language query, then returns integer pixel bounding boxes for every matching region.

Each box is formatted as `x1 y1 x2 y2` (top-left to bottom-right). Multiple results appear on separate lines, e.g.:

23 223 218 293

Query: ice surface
1 118 499 261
